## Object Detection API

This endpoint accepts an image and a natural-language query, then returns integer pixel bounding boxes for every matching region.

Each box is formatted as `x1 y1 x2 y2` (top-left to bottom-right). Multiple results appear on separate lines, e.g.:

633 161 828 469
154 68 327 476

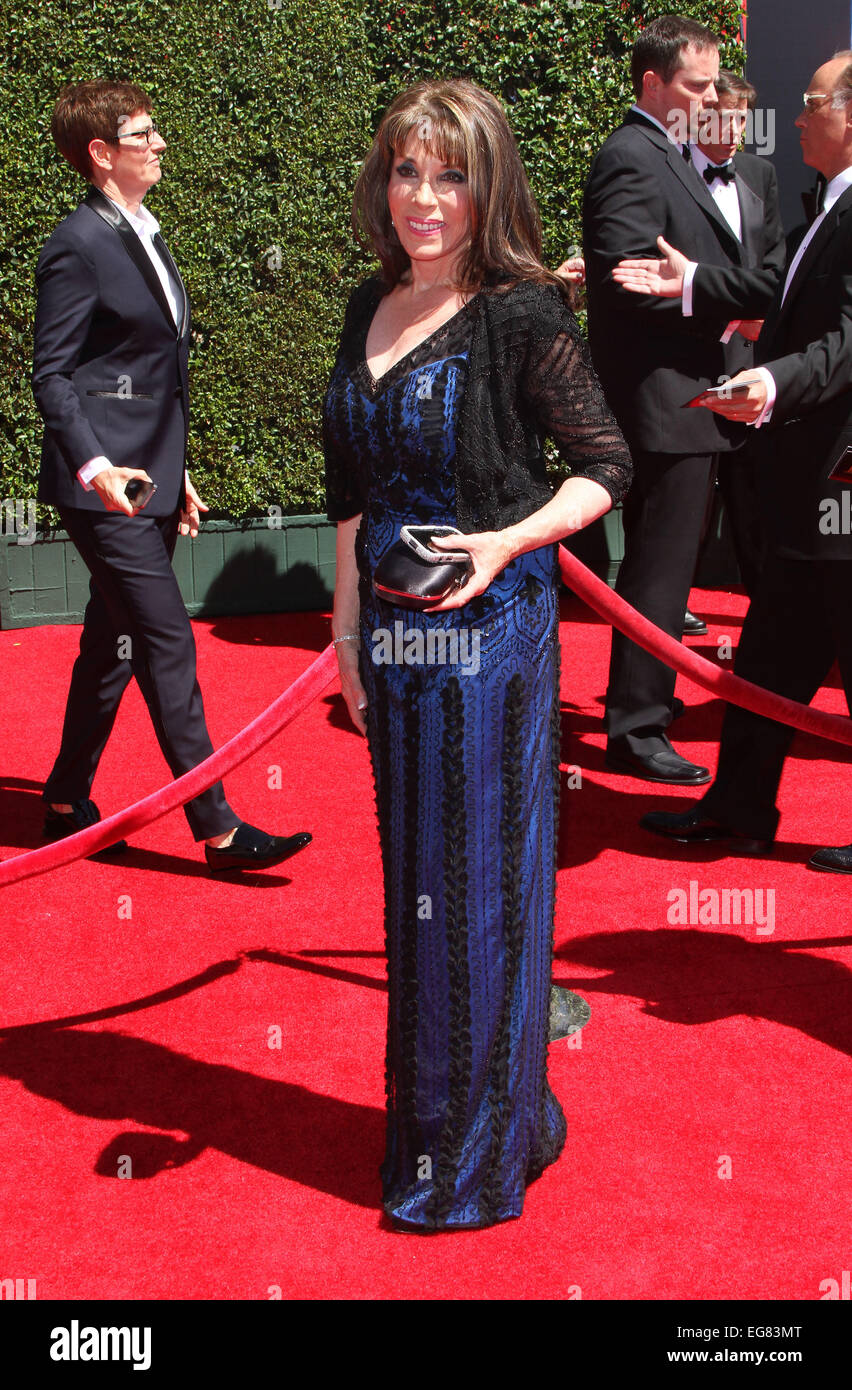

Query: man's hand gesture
611 236 689 298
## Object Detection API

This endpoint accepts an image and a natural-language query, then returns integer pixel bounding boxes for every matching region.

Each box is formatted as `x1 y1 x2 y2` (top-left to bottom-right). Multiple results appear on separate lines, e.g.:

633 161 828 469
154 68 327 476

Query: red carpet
0 587 849 1300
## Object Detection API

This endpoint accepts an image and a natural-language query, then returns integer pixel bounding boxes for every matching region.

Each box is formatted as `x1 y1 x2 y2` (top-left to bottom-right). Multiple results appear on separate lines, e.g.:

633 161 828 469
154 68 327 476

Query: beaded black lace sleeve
517 287 634 505
453 280 633 532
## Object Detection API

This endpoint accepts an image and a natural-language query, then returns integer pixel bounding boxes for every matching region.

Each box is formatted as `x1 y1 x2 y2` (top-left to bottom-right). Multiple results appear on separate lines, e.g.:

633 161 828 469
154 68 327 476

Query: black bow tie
703 162 736 185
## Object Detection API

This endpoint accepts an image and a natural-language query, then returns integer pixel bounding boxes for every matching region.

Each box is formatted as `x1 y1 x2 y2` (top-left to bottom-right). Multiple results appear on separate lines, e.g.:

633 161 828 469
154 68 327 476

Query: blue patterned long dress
324 300 567 1230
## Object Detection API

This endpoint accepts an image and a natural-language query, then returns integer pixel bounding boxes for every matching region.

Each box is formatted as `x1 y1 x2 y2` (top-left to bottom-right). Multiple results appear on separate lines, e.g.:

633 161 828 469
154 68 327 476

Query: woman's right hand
336 644 368 736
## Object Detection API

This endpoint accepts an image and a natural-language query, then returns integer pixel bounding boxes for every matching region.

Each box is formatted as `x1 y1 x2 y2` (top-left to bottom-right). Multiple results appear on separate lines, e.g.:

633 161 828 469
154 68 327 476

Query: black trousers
44 506 236 841
700 553 852 842
606 449 716 752
714 444 765 599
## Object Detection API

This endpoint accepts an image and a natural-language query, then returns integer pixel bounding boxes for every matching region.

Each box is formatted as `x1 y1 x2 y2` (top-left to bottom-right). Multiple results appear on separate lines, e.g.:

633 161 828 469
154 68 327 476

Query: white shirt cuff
78 456 112 490
750 367 776 428
682 261 698 317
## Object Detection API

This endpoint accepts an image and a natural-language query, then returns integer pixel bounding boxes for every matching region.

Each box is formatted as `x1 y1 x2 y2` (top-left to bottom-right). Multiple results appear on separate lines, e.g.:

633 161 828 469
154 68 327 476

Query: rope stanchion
3 546 850 889
558 544 852 747
0 645 337 888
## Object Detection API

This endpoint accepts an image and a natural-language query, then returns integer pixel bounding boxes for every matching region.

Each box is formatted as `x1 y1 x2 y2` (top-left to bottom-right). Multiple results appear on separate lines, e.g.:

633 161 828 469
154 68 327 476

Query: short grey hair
830 52 852 105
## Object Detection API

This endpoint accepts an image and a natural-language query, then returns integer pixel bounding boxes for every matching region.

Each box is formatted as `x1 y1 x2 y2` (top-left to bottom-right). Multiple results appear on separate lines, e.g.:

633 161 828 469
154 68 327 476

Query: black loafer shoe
808 843 852 873
683 608 708 635
640 808 772 856
43 798 128 856
204 822 312 874
606 744 712 785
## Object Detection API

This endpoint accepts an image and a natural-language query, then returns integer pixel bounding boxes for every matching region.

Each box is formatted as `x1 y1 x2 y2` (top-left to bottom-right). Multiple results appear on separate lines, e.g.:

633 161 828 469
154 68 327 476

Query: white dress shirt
682 145 741 330
687 145 742 239
751 164 852 427
114 197 181 326
79 195 182 489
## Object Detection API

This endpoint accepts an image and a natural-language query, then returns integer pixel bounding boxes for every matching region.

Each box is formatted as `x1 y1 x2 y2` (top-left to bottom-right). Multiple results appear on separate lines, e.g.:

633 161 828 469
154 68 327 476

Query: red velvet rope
1 547 849 888
0 646 337 887
557 545 852 746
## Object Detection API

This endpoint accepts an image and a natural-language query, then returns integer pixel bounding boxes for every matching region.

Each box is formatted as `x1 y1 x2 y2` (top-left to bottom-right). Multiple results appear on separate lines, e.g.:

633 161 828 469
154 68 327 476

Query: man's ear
88 137 112 174
642 70 659 100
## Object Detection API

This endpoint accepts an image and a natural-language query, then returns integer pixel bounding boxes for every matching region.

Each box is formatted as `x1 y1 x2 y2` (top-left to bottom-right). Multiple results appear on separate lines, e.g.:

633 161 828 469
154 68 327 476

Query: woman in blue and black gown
324 80 633 1230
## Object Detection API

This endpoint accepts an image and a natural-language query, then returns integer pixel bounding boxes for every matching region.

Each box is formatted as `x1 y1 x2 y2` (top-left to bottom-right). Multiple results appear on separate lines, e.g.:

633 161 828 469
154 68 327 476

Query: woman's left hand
427 530 515 611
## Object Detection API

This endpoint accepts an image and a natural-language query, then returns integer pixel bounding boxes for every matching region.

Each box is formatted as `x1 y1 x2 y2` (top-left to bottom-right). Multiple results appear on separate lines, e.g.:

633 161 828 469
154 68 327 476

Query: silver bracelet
332 633 360 647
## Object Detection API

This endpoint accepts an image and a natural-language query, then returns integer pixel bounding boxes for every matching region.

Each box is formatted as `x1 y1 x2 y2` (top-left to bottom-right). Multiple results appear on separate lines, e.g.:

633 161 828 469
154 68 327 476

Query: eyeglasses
802 92 832 114
106 122 161 145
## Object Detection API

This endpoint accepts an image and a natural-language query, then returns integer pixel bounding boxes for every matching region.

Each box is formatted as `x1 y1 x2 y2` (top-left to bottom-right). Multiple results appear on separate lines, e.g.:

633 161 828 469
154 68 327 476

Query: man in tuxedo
33 80 310 872
690 71 781 600
583 16 785 785
641 51 852 870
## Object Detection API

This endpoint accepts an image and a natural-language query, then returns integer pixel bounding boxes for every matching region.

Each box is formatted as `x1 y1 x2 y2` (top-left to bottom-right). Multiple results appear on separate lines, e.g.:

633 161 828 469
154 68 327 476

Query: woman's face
387 133 471 275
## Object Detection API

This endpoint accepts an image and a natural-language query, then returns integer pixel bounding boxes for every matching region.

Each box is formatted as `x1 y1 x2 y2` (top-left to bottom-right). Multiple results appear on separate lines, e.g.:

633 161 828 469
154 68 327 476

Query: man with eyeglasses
32 80 311 872
638 51 852 872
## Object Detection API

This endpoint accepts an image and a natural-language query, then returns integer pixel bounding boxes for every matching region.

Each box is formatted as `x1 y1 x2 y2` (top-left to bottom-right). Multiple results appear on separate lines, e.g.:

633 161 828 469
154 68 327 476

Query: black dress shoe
606 742 711 785
671 696 685 720
640 808 772 856
204 822 312 874
683 608 708 635
43 798 128 856
808 844 852 873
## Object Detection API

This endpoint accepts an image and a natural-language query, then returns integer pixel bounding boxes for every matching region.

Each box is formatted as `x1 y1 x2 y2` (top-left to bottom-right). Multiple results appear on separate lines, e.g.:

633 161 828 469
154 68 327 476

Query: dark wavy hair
352 79 569 297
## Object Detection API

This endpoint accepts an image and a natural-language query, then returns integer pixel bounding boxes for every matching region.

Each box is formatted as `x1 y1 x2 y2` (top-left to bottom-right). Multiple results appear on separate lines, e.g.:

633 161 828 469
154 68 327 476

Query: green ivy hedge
0 0 742 520
368 1 744 271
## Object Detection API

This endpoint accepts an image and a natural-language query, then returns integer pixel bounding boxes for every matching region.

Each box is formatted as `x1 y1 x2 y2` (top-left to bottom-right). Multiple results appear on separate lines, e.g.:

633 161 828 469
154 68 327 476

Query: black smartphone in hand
124 477 157 509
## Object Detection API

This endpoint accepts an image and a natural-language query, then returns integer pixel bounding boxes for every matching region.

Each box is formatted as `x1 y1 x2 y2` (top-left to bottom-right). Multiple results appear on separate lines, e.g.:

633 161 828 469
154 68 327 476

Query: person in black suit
583 16 785 786
33 80 310 872
641 50 852 871
689 71 781 601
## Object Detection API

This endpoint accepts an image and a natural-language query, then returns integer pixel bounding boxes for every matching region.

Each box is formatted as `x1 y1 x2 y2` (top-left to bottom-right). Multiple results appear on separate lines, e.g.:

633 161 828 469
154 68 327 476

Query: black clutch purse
372 526 473 611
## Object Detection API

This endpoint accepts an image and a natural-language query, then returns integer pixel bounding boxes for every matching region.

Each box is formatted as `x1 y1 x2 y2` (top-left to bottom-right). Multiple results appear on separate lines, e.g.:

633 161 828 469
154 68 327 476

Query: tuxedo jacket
754 183 852 561
582 112 785 454
32 186 190 515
